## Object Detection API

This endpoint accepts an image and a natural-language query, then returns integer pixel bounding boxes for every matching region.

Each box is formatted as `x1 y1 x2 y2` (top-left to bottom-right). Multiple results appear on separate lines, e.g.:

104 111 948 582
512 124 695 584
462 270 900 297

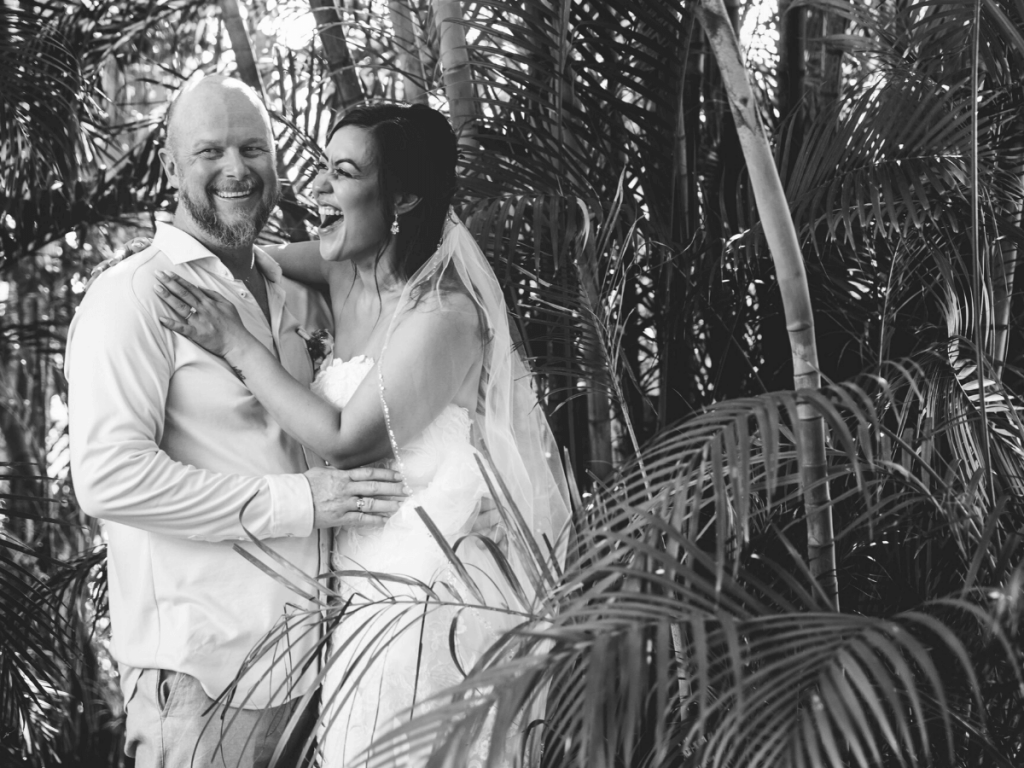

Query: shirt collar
153 222 283 283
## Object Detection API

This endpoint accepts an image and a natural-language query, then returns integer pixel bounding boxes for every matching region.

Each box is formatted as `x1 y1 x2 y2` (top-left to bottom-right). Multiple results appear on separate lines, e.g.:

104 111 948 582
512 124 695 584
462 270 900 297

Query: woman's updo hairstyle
328 102 458 281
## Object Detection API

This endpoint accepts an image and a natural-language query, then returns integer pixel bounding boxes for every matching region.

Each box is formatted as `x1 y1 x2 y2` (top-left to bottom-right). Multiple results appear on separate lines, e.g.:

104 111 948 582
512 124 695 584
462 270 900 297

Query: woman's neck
350 245 403 296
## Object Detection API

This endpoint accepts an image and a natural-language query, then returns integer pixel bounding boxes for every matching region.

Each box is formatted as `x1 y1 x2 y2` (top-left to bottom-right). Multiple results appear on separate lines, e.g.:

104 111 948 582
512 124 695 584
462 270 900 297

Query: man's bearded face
177 168 279 249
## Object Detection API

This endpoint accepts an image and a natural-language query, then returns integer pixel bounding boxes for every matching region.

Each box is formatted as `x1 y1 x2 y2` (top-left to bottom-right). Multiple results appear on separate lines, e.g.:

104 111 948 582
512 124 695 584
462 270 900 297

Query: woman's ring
186 306 197 320
355 497 366 510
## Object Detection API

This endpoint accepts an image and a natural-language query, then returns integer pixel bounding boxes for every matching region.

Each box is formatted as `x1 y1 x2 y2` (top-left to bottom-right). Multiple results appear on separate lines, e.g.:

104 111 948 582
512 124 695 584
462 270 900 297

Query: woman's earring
390 213 400 235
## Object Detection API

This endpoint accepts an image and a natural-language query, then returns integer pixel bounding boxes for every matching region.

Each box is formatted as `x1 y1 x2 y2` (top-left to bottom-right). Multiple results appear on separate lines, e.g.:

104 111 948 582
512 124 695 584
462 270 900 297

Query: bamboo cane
219 0 261 94
308 0 366 110
993 149 1023 380
695 0 837 607
388 0 428 104
431 0 478 147
217 0 309 243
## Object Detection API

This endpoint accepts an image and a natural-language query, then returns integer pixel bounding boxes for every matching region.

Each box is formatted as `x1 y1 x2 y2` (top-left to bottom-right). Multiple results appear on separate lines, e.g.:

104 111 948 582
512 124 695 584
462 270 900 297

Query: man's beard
180 180 278 249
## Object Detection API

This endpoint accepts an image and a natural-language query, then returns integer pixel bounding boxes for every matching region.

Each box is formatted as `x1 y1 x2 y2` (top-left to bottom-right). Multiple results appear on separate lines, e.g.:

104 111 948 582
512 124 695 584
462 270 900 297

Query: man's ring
355 497 366 510
186 306 197 320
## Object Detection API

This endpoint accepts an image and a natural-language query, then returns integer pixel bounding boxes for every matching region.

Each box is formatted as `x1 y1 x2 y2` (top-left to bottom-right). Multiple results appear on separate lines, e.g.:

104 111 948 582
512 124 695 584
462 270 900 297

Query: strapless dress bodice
310 354 485 577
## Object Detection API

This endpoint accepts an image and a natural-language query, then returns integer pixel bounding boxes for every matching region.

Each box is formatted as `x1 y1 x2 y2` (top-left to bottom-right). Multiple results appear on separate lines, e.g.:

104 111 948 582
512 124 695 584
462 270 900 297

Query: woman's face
313 125 390 263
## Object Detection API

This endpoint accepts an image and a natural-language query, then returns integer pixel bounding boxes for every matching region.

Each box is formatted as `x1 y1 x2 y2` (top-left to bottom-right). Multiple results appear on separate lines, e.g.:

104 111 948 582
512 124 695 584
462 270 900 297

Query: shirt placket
205 261 280 359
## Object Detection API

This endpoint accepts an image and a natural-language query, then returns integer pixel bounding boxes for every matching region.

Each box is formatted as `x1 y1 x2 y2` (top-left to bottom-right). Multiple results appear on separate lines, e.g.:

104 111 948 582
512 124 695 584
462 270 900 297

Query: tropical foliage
2 0 1024 765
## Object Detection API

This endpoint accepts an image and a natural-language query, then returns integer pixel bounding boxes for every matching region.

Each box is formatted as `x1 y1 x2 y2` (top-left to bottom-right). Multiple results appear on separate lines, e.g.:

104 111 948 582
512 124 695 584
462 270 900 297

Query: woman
152 103 570 766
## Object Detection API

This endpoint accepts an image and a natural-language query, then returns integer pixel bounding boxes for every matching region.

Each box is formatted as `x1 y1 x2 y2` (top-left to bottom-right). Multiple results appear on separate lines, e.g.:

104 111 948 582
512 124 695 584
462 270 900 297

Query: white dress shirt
66 222 321 709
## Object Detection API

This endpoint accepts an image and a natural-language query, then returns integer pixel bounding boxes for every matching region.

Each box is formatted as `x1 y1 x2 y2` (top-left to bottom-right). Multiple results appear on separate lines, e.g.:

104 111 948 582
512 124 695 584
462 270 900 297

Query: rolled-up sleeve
66 259 313 542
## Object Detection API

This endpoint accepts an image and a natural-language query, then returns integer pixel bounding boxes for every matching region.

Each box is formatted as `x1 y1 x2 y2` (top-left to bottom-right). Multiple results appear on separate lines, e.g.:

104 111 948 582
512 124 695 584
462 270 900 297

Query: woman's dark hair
328 102 458 281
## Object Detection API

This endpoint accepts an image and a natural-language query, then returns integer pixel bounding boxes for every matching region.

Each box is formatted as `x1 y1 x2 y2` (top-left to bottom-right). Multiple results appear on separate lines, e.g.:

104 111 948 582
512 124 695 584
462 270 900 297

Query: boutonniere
296 328 333 371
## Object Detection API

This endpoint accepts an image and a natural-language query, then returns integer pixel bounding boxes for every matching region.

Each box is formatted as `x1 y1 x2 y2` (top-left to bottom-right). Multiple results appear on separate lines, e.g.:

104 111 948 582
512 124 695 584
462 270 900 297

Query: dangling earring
390 212 400 235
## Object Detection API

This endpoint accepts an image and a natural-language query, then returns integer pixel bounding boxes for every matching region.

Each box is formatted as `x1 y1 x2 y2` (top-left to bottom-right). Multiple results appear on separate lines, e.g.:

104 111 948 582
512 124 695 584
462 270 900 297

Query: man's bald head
165 76 273 158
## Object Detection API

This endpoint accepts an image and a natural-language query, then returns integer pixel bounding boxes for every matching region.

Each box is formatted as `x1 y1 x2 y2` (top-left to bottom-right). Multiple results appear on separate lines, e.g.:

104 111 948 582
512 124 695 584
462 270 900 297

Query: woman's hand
154 271 254 359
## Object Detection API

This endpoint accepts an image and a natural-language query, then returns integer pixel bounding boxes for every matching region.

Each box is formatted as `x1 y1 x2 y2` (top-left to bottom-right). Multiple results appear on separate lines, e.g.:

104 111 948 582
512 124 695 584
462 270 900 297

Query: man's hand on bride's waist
470 499 508 555
305 466 408 531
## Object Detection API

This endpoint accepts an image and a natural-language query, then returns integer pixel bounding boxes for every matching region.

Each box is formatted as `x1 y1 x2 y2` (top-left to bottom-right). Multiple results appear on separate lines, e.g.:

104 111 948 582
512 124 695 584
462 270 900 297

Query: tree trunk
820 11 846 111
804 6 825 116
219 0 262 94
800 5 846 117
777 0 807 184
431 0 478 146
777 0 806 122
695 0 837 608
575 214 615 482
388 0 428 103
660 16 703 427
993 151 1023 379
218 0 309 242
309 0 366 110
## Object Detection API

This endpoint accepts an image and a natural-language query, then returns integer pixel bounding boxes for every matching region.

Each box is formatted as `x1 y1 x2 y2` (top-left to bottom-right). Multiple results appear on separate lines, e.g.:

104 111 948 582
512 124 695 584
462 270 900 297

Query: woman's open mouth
318 204 343 231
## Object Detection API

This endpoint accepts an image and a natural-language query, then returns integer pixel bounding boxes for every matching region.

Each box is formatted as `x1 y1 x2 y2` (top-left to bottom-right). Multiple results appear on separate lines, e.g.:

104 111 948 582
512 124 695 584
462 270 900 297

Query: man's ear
157 147 181 190
394 193 422 216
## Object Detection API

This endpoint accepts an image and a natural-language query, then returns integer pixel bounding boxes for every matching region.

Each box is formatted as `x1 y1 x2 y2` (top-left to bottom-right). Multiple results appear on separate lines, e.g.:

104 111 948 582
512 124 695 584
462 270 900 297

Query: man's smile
211 184 259 202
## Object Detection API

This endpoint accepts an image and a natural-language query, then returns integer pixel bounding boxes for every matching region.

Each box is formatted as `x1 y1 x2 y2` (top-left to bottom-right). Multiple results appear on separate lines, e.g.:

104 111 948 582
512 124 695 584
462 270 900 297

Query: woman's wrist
223 333 262 367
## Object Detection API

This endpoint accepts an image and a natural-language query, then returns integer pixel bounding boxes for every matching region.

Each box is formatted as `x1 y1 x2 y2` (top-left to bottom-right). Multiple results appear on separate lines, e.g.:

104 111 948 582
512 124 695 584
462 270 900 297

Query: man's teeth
215 190 253 199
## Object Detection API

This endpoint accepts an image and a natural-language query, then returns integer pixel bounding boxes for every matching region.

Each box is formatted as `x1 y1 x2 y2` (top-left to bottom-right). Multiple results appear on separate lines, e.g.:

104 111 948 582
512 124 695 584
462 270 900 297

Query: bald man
66 76 403 767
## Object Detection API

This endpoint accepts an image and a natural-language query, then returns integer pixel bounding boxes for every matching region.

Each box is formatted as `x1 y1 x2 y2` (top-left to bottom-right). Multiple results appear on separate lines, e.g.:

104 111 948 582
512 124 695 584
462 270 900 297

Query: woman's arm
154 272 481 469
261 241 329 286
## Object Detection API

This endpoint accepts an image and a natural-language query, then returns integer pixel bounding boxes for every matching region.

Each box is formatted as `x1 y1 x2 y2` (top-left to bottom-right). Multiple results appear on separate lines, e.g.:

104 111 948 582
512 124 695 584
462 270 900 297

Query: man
66 76 403 767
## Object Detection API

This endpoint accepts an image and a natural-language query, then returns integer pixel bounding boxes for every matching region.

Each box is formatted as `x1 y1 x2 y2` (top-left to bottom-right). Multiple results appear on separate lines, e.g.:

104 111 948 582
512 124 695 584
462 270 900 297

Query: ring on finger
186 306 197 320
355 497 366 510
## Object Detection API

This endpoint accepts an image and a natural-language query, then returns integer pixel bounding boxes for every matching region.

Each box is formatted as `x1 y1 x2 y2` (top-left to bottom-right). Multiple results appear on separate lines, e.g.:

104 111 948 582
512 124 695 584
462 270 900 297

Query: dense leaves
3 0 1024 766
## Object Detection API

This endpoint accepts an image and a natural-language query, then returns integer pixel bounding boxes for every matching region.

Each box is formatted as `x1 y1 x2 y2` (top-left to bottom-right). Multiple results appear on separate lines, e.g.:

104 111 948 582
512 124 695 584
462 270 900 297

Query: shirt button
240 290 248 298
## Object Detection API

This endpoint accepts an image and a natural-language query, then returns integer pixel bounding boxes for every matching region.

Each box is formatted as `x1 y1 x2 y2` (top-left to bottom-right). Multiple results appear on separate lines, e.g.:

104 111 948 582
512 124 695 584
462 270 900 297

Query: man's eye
243 146 267 155
199 148 220 157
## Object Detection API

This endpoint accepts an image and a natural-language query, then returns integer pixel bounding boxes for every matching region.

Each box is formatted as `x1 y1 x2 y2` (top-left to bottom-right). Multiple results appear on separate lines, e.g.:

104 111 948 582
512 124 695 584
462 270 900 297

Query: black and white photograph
3 0 1024 766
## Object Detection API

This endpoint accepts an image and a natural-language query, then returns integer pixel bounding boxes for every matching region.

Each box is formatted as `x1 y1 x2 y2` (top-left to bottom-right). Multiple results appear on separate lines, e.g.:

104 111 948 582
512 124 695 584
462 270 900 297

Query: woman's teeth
318 205 342 229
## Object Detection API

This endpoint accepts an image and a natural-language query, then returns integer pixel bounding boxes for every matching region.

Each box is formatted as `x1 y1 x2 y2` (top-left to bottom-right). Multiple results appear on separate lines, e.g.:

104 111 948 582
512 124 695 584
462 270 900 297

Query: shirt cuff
265 473 315 539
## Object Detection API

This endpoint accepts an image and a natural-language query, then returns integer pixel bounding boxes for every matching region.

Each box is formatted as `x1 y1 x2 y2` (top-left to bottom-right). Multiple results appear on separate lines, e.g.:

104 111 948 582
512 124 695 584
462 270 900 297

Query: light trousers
124 668 315 768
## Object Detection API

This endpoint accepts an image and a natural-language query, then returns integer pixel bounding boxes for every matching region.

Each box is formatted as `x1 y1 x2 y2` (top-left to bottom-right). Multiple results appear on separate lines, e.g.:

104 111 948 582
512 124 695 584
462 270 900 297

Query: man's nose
220 148 249 179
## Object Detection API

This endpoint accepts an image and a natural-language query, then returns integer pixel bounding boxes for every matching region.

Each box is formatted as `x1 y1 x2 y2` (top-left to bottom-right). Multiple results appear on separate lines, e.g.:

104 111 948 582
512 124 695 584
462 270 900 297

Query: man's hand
470 498 508 554
305 466 407 531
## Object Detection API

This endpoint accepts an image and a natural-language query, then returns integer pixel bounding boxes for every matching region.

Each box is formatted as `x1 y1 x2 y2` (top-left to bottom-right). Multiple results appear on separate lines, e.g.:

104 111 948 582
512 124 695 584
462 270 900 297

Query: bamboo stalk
821 11 847 111
777 0 806 120
993 150 1023 380
388 0 428 104
218 0 309 243
431 0 478 147
219 0 261 94
308 0 366 110
695 0 837 607
575 228 615 482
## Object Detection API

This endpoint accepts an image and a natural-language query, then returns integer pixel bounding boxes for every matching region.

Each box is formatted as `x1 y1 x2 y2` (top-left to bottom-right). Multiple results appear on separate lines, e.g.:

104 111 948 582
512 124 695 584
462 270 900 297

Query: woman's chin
318 233 345 262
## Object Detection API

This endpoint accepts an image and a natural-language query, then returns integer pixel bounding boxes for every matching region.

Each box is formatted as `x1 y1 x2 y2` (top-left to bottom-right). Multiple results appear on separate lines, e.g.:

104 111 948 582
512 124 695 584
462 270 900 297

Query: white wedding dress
312 354 511 768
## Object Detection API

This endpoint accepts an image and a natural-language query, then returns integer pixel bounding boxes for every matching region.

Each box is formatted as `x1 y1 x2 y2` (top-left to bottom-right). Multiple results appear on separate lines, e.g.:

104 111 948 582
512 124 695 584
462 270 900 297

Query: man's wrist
265 473 315 538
